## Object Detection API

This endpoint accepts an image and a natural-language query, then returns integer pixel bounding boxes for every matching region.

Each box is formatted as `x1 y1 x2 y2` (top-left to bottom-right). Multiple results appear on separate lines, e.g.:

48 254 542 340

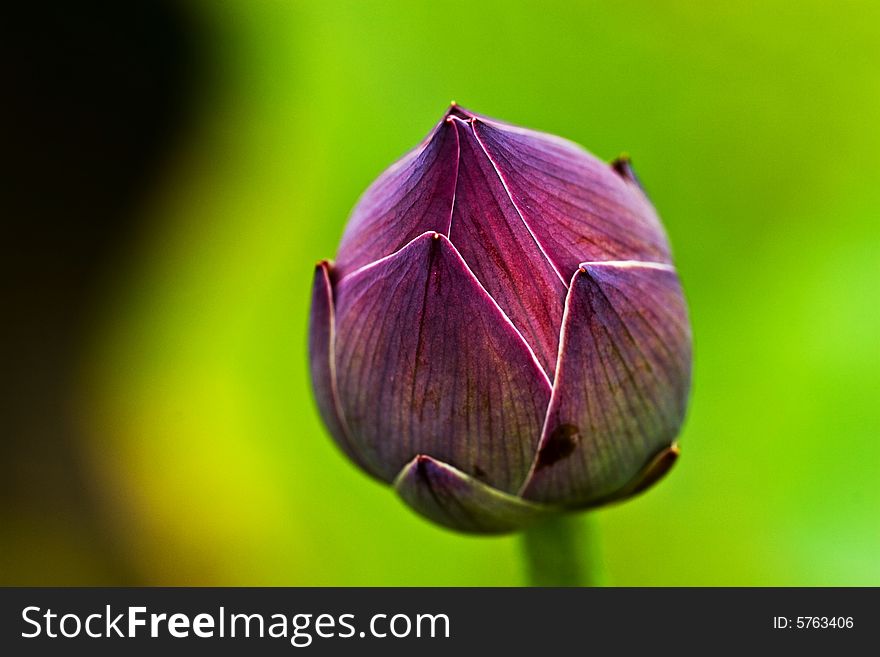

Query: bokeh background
3 0 879 585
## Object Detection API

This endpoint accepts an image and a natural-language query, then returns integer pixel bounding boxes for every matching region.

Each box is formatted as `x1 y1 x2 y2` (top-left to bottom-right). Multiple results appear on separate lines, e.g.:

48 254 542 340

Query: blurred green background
3 0 879 585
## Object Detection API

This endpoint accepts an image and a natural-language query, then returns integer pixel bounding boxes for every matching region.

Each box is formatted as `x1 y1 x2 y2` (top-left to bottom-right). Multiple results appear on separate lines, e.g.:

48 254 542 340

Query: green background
9 0 879 585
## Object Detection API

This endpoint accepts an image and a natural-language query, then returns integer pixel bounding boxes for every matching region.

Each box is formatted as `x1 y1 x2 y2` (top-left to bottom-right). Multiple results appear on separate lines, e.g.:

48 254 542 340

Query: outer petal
334 118 459 278
307 261 380 476
472 117 672 274
520 263 691 506
448 116 567 376
394 455 552 534
333 232 551 493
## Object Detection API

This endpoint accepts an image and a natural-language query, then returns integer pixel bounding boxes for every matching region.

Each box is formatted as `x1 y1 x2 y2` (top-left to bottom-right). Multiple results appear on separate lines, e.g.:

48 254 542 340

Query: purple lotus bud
309 104 691 533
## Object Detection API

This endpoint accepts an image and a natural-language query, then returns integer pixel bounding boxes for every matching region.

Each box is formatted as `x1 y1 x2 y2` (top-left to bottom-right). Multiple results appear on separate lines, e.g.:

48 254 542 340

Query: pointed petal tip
606 442 681 503
394 453 445 484
628 442 680 496
314 259 338 287
610 153 631 174
402 229 454 255
444 102 477 125
405 229 447 252
611 154 646 191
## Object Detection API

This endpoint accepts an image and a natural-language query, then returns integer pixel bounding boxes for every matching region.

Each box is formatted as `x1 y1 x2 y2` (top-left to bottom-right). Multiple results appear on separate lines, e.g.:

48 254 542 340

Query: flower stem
521 513 597 586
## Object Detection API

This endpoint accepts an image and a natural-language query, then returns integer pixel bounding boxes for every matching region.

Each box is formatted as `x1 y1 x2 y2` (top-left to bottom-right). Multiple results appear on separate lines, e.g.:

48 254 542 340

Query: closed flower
309 104 691 533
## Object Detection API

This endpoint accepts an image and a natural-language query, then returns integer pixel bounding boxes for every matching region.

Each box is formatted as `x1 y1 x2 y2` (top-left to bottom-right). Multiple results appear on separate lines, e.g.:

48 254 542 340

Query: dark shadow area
2 1 211 583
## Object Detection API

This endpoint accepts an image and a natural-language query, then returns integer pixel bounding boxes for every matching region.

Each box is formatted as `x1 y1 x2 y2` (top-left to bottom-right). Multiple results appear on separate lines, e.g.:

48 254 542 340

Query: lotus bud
309 104 691 533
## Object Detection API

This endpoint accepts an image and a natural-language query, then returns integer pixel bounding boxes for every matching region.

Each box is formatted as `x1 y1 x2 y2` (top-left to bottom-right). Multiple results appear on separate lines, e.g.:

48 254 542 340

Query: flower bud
309 104 691 533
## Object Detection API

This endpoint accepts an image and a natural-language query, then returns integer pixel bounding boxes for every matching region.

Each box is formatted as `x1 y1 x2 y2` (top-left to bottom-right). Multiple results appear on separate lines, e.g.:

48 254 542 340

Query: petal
394 455 552 534
447 116 567 376
334 117 459 278
520 262 692 506
307 261 380 476
333 232 551 493
607 442 681 503
472 118 672 275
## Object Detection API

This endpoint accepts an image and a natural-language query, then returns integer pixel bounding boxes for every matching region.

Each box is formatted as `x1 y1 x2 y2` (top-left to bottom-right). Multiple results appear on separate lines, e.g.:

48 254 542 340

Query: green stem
521 513 597 586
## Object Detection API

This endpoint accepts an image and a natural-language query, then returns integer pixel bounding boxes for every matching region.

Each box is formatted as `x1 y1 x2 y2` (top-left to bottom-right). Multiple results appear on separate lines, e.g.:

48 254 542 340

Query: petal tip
614 442 681 502
444 101 472 121
314 259 337 288
408 453 441 478
611 154 645 192
633 442 680 494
